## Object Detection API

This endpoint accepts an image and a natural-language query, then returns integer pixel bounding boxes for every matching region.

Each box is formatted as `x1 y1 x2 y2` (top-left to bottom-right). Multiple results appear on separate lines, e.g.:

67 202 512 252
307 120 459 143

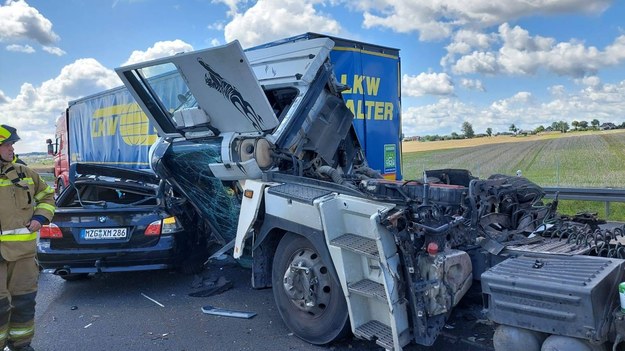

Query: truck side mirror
46 139 55 155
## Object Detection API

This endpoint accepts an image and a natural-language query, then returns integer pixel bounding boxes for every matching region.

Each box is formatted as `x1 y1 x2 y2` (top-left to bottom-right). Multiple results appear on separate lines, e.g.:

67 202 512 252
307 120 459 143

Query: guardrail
543 187 625 218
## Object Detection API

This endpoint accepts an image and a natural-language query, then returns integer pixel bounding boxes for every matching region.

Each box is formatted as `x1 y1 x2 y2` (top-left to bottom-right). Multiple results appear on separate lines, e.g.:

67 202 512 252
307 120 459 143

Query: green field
401 131 625 220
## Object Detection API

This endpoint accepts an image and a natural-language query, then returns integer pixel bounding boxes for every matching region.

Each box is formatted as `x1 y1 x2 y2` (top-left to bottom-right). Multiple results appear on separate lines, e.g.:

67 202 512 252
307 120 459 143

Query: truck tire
272 232 350 345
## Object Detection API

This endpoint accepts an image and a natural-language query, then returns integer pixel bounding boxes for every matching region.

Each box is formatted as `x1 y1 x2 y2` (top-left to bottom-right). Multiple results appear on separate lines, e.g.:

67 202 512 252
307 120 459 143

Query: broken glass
158 137 240 241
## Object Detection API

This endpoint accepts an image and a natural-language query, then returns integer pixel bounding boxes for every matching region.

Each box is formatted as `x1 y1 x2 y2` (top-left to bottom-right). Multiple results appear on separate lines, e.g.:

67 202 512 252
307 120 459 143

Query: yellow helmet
0 124 20 145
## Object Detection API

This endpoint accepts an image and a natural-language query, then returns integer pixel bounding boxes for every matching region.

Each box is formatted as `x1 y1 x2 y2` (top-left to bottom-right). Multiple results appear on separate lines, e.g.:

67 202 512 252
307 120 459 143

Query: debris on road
205 239 235 264
141 292 164 307
201 305 256 319
189 275 232 297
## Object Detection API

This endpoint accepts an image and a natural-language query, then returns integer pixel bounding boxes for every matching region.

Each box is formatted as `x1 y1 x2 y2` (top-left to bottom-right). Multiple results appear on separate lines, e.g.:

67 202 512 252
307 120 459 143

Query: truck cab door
115 40 280 138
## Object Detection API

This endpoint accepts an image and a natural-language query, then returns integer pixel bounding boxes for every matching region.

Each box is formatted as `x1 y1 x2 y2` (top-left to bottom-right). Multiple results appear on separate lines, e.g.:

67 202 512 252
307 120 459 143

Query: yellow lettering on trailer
345 99 394 121
340 74 352 93
352 75 364 94
374 101 384 120
90 103 157 145
384 102 393 121
340 74 381 97
365 101 375 119
365 76 380 96
91 116 119 137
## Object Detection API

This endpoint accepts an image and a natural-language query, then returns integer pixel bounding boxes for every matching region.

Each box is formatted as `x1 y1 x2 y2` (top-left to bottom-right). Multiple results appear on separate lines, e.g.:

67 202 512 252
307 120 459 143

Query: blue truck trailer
48 33 402 194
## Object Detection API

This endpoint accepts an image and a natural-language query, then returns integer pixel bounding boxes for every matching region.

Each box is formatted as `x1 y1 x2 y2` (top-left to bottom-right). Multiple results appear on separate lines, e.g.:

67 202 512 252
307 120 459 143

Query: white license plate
82 228 127 240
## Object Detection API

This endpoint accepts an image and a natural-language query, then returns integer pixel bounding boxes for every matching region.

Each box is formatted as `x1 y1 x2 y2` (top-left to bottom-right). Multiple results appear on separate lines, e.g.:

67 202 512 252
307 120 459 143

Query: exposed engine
311 164 625 346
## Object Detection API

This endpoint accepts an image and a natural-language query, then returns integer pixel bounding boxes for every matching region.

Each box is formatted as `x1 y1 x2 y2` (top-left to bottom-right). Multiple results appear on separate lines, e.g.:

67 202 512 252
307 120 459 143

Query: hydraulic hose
317 165 345 185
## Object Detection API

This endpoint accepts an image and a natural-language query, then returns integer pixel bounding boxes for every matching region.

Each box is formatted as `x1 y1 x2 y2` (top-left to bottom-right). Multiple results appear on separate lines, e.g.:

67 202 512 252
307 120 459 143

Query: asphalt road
31 257 494 351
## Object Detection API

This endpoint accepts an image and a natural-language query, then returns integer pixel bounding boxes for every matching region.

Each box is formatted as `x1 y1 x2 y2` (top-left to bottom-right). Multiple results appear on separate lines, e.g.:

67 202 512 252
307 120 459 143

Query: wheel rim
282 247 332 317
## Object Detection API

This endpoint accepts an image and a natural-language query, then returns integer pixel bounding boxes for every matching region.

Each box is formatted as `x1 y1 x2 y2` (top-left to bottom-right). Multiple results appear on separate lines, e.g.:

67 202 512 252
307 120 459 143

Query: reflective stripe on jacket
0 228 37 242
0 161 56 260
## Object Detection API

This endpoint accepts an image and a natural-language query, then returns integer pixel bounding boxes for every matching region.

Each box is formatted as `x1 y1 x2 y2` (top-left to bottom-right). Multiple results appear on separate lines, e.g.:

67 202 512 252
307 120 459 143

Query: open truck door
116 40 279 137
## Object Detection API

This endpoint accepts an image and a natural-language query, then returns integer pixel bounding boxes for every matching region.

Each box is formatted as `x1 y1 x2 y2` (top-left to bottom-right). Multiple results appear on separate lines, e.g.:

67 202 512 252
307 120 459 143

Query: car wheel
272 232 350 345
60 273 90 281
179 257 206 275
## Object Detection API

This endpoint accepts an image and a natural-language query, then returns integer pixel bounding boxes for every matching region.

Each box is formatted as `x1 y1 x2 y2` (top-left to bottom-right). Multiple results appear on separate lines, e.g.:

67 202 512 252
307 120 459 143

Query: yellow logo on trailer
90 103 158 145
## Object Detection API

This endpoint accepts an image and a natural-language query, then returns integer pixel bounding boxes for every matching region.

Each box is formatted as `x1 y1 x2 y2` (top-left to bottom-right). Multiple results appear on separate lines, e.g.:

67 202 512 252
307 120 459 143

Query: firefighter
0 125 55 351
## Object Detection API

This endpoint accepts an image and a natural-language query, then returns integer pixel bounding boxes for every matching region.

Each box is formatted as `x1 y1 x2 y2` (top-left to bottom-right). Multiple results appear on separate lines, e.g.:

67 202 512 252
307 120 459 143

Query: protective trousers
0 256 38 348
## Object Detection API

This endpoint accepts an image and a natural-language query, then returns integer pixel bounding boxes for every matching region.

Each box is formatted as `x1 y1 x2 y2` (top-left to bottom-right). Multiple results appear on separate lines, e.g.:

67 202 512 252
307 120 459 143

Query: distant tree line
404 119 625 142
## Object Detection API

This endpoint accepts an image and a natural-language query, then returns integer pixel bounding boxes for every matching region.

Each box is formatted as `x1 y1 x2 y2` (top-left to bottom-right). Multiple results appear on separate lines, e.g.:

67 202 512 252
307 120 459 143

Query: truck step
354 320 394 350
330 234 379 259
348 279 387 301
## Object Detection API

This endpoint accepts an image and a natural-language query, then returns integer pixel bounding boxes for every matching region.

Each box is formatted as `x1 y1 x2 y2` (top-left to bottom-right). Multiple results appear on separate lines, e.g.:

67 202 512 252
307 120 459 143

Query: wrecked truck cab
117 38 360 182
116 38 366 244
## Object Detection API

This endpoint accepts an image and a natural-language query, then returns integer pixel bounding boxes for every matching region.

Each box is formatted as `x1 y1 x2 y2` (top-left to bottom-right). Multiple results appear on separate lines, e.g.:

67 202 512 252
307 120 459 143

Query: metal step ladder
327 226 411 351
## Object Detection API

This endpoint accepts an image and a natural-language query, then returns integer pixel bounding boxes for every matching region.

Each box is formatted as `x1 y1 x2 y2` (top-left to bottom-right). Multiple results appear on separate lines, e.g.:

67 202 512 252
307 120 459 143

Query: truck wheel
272 233 349 345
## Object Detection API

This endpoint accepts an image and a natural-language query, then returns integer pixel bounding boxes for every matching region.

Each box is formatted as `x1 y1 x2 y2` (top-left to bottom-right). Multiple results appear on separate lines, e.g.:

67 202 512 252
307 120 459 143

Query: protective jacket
0 160 55 261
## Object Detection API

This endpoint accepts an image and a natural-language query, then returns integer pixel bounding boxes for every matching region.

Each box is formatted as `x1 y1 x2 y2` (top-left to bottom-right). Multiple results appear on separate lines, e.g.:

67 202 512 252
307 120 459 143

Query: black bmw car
37 163 213 280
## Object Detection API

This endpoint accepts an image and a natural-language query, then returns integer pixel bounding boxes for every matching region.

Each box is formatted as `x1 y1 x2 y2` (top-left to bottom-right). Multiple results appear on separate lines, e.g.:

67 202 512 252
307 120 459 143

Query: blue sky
1 0 625 153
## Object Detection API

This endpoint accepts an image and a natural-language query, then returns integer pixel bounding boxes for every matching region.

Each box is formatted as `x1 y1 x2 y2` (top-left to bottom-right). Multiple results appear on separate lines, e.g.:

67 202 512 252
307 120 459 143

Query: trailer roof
247 32 400 57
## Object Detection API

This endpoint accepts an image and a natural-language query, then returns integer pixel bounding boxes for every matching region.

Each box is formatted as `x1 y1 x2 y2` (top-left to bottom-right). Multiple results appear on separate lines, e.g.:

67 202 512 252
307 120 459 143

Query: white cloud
122 40 194 66
362 2 452 40
208 21 225 31
40 58 121 98
6 43 34 53
442 29 497 67
210 38 221 47
452 51 498 75
497 24 601 77
223 0 342 48
0 0 59 45
447 24 625 78
3 39 198 153
548 85 566 96
579 75 602 88
42 45 66 56
357 0 610 40
0 90 8 104
603 35 625 65
402 72 454 97
403 79 625 138
490 92 533 114
402 98 477 136
0 58 120 153
460 78 485 91
212 0 241 16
